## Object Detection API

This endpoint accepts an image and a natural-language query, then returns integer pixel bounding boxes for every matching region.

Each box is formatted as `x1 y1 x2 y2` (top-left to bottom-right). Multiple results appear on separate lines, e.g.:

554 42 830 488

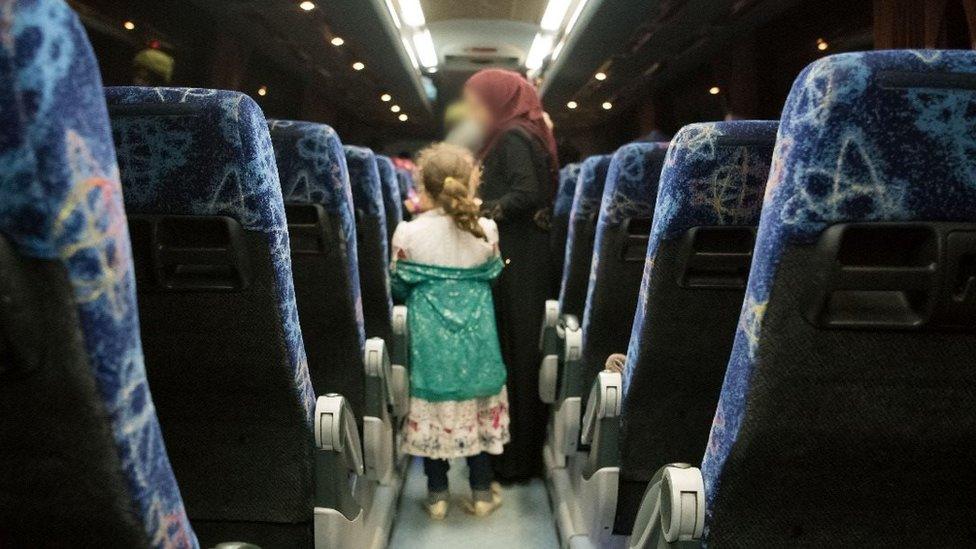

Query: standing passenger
393 144 510 519
463 69 558 481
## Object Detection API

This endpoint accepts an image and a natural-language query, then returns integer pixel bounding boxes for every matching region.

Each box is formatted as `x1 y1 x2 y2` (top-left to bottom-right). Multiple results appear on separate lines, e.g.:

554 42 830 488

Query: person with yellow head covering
132 47 174 86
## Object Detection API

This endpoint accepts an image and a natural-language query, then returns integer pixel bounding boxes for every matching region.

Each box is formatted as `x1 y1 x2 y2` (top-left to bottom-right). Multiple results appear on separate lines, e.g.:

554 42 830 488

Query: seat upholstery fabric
703 51 976 546
550 162 581 290
558 154 612 317
376 154 404 241
578 143 667 403
345 145 394 345
107 86 316 547
614 121 776 534
269 119 367 417
0 2 194 547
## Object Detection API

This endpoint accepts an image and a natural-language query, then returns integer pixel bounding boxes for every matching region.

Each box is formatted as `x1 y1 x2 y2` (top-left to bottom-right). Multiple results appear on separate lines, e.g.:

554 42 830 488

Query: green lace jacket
391 257 507 402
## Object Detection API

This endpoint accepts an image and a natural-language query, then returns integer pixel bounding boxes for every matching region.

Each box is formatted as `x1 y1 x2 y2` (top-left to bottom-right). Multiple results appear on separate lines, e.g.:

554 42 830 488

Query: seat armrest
539 299 560 352
364 338 395 417
628 464 704 549
391 364 408 418
581 371 622 477
313 394 364 520
391 305 409 369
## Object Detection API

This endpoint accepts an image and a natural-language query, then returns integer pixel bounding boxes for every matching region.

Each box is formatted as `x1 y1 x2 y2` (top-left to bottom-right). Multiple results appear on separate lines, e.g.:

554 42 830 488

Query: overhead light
540 0 572 32
594 71 607 81
381 93 392 102
567 101 578 109
602 101 612 110
525 33 554 70
401 36 419 69
400 0 426 27
816 38 829 51
299 1 316 11
257 85 268 97
352 61 365 71
391 104 401 113
564 0 590 36
330 36 345 46
426 66 438 74
384 0 402 28
709 86 720 95
123 20 136 31
399 113 409 122
413 29 438 68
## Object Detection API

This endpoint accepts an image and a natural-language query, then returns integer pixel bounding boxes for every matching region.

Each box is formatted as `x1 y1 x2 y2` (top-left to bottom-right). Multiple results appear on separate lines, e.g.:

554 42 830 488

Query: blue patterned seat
614 121 776 534
558 154 612 317
269 120 367 418
0 1 194 547
550 162 581 287
703 51 976 546
345 145 394 346
576 143 668 403
106 87 316 547
376 154 404 242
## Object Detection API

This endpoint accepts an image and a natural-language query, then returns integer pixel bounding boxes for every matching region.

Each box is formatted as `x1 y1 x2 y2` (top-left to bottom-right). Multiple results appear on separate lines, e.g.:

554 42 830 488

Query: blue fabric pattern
105 86 315 425
0 2 195 546
268 119 366 348
376 154 404 229
581 143 668 342
622 122 776 400
344 145 393 313
396 167 414 199
701 50 976 536
558 154 612 308
554 162 581 217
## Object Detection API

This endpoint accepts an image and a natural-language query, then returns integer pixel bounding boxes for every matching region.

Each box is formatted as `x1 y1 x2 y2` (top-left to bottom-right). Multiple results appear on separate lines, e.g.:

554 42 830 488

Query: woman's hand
604 353 627 374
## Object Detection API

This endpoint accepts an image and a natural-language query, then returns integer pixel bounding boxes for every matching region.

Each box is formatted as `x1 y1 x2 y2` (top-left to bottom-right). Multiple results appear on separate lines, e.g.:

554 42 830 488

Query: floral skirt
402 386 511 460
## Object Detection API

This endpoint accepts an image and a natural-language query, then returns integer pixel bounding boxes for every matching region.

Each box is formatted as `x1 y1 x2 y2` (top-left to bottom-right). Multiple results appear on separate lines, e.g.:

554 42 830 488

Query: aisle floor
388 457 559 549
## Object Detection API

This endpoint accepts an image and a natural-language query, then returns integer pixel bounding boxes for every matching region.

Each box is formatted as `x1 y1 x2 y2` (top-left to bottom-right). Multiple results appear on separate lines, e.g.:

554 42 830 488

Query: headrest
653 120 777 241
569 154 612 224
0 2 193 545
376 154 403 224
598 142 669 228
268 120 354 215
554 162 581 217
106 87 285 234
343 145 384 218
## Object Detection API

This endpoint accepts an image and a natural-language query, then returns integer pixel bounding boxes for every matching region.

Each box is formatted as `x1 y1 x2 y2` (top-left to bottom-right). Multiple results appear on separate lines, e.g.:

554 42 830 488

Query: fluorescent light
540 0 572 32
384 0 402 28
399 113 409 121
381 93 392 102
330 36 345 46
709 86 720 95
602 101 612 110
594 71 607 81
123 20 136 31
352 61 365 71
391 105 401 113
400 0 426 27
564 0 589 36
401 36 419 69
567 101 577 109
413 29 438 68
299 1 316 11
525 33 554 70
551 39 566 60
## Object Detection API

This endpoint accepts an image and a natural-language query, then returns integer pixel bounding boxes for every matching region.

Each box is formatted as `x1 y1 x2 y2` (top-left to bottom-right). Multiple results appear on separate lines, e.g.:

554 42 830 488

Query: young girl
390 143 510 519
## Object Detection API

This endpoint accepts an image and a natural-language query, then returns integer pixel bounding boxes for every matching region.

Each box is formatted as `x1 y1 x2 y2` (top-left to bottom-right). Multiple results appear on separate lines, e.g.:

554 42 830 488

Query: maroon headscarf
465 69 559 200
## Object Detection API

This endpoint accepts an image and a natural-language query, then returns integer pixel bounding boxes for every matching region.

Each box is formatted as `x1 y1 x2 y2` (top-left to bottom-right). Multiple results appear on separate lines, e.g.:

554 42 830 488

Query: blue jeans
423 452 493 492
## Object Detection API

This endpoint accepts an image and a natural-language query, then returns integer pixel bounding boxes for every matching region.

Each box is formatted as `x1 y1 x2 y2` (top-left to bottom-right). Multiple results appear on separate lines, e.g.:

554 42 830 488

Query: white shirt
391 208 499 268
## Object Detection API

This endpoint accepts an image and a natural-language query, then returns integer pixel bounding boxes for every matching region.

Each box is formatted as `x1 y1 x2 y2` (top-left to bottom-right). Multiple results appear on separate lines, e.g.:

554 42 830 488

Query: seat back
376 154 403 242
395 167 415 221
344 146 394 346
0 2 194 546
703 51 976 546
269 120 366 418
577 143 667 402
558 154 612 317
551 162 581 290
615 121 776 533
108 87 315 546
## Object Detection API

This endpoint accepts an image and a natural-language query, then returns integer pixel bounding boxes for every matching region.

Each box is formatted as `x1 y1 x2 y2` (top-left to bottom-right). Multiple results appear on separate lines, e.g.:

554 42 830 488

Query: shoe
425 492 449 520
465 488 502 516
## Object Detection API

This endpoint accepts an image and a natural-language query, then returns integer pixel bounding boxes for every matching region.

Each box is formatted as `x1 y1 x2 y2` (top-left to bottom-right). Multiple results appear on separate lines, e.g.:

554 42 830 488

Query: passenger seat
0 3 195 546
376 154 404 244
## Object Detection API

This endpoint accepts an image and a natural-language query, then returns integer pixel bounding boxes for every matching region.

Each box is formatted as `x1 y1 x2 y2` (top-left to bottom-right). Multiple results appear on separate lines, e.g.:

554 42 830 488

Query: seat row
542 49 976 548
0 2 418 547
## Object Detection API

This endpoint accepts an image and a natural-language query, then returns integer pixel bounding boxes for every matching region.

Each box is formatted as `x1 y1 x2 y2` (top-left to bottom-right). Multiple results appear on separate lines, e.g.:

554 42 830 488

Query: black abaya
479 128 554 481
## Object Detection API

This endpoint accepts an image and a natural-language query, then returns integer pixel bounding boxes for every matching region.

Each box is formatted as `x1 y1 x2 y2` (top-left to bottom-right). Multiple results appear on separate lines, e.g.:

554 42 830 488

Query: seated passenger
391 143 510 519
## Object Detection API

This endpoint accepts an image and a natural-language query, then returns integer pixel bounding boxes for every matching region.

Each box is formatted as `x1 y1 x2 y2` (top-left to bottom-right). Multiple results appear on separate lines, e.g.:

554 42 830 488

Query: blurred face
462 87 493 130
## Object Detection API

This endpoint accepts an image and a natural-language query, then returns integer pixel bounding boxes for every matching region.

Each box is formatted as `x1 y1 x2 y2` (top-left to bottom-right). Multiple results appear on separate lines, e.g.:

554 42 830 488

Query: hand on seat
604 353 626 374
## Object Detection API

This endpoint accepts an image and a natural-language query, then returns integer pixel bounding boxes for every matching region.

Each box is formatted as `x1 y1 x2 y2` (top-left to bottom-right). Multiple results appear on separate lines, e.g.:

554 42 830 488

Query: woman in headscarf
463 69 558 481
